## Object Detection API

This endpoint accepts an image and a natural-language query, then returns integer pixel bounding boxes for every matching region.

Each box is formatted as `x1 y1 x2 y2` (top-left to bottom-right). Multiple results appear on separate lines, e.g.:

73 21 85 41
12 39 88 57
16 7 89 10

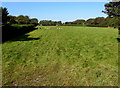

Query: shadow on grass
116 38 120 43
10 34 40 41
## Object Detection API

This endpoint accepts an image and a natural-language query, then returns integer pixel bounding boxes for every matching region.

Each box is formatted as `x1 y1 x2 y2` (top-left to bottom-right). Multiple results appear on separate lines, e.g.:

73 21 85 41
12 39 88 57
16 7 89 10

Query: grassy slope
2 26 118 86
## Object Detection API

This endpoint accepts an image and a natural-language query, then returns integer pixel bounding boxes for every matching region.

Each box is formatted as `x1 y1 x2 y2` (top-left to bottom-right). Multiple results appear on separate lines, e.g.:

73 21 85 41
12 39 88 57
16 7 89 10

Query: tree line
7 16 119 28
1 6 119 28
64 17 119 27
1 7 38 26
1 7 37 42
8 15 38 26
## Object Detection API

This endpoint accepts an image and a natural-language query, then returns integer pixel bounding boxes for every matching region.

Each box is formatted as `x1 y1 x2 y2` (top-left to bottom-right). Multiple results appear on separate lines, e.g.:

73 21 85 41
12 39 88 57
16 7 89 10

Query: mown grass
2 26 118 86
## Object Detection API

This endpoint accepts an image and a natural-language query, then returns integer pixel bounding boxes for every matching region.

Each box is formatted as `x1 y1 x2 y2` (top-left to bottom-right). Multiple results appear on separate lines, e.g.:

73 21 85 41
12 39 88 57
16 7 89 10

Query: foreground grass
2 26 118 86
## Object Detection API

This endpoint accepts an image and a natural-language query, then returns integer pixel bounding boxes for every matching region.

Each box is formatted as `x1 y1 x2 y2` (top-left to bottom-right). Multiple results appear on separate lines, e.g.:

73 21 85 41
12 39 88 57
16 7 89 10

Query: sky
1 0 110 2
2 2 108 22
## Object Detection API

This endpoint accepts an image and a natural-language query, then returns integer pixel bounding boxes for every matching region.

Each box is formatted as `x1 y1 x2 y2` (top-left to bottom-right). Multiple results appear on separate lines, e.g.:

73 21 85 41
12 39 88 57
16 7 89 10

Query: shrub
2 24 36 42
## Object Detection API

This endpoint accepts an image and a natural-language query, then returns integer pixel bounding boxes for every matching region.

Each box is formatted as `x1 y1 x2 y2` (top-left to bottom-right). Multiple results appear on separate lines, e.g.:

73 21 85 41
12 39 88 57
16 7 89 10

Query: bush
2 24 36 42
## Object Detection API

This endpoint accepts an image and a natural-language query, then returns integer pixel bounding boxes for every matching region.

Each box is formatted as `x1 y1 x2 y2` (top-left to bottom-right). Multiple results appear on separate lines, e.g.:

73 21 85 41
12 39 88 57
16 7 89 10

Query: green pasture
2 26 118 86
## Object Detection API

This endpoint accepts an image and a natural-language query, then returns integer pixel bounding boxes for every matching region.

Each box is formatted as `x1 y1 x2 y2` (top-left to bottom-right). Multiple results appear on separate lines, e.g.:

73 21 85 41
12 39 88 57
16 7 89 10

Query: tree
56 21 62 26
108 17 119 27
8 15 17 24
24 16 30 24
39 20 62 26
103 1 120 34
73 19 85 25
16 15 30 24
1 7 9 25
15 15 25 24
86 18 95 26
94 17 105 26
100 17 111 27
30 18 38 25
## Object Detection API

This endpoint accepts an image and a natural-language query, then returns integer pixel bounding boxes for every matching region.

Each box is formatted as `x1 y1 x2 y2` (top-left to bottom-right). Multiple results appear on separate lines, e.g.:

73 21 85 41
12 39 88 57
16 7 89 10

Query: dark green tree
24 16 30 24
103 1 120 34
30 18 38 25
73 19 85 25
101 17 111 27
94 17 105 26
39 20 62 26
109 17 119 27
8 15 17 24
86 18 95 26
16 15 30 24
1 7 9 25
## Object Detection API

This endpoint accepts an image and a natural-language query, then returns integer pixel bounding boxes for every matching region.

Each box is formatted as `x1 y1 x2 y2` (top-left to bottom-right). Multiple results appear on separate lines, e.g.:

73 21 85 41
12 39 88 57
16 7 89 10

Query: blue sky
2 2 108 22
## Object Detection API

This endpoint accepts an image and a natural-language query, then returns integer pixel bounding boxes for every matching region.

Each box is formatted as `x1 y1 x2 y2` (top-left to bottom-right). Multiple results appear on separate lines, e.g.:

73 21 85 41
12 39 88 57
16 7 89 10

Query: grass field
2 26 118 86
